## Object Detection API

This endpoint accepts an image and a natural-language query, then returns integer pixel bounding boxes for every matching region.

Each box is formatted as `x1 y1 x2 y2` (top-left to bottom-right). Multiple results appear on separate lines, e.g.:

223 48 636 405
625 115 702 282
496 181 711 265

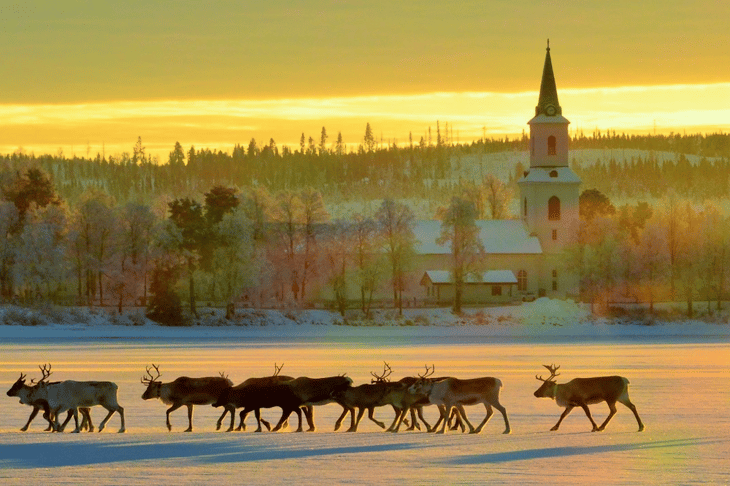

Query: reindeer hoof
550 426 559 431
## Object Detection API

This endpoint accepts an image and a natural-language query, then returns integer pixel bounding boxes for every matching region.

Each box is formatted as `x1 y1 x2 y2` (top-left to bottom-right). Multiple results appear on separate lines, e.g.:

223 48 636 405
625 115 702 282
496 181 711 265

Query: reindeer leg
436 405 451 434
237 409 248 431
492 401 511 434
59 410 75 432
334 406 349 431
597 401 618 431
165 403 183 431
415 406 431 432
618 396 645 432
578 404 599 432
551 405 574 431
21 406 40 431
216 406 228 431
472 404 493 434
367 407 386 429
116 405 125 433
273 408 294 432
184 404 195 432
305 405 315 432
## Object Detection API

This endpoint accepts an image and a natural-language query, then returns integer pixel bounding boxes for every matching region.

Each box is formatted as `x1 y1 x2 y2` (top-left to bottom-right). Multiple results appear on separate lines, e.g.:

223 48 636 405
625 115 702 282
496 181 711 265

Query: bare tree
483 174 513 220
437 197 483 313
375 199 416 315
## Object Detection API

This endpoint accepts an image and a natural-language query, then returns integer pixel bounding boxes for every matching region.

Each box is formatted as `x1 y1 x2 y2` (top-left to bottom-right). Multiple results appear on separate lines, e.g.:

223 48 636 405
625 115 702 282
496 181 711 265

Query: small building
421 270 518 305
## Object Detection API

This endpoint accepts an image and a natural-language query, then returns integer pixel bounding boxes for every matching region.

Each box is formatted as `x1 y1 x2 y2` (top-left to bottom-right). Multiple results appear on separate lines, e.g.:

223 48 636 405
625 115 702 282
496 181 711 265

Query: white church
416 43 581 305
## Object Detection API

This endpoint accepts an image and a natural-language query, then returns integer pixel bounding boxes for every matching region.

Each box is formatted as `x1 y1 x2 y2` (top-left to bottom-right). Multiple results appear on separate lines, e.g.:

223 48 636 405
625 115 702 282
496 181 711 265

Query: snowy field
1 301 729 485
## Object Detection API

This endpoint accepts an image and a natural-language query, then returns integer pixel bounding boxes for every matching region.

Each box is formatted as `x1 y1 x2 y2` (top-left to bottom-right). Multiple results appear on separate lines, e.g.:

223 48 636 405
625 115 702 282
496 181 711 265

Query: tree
364 123 376 153
482 175 512 219
211 207 254 307
0 202 19 298
169 142 185 166
579 189 615 222
437 197 483 313
3 167 60 227
375 198 416 315
146 260 184 326
167 198 206 317
319 127 328 155
299 188 329 300
352 214 381 316
71 191 117 306
133 136 146 164
111 203 156 312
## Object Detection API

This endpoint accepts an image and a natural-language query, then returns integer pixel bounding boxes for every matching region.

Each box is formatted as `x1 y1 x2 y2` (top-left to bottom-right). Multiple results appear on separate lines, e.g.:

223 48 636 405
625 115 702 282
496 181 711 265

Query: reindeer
407 365 510 434
25 364 125 433
6 364 93 432
534 364 645 432
216 363 313 432
141 364 234 432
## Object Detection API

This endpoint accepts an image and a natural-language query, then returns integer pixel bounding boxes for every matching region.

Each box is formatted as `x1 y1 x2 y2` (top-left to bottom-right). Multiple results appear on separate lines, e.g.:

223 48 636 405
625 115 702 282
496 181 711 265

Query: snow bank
0 299 728 341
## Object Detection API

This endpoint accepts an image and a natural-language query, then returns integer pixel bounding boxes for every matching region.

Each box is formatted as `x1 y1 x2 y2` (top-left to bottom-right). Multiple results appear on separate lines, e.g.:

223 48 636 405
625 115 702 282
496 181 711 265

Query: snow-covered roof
414 220 542 255
518 166 581 184
422 270 518 285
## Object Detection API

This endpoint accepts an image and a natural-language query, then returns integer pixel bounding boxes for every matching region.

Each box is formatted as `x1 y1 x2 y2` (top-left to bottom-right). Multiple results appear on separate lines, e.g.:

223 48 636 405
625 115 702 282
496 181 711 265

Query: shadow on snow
0 437 424 469
446 437 726 465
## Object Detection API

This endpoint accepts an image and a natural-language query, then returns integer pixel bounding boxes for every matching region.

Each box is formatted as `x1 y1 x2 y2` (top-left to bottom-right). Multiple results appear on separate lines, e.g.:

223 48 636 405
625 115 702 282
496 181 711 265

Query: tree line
5 130 730 213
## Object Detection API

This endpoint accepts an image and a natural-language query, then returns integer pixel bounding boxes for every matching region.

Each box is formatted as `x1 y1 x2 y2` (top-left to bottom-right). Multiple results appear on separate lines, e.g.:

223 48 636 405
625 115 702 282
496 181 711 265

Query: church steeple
535 39 562 117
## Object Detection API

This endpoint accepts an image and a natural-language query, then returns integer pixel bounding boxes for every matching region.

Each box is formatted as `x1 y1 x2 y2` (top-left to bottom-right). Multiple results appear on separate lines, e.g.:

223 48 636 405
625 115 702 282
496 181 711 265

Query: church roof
535 40 562 117
422 270 518 285
518 166 581 184
414 220 542 255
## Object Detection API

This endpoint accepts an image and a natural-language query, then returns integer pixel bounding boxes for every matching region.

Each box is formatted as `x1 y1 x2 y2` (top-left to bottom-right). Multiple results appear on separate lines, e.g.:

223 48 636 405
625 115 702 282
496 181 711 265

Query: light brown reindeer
141 364 233 432
533 364 645 432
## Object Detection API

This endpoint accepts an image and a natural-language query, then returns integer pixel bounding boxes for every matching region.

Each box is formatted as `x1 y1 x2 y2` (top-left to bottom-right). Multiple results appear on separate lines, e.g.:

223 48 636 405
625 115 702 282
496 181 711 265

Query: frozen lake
1 335 728 485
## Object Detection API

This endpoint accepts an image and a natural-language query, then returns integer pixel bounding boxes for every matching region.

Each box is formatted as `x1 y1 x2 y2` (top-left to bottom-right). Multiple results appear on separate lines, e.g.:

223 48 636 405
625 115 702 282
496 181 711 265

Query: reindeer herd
5 362 645 434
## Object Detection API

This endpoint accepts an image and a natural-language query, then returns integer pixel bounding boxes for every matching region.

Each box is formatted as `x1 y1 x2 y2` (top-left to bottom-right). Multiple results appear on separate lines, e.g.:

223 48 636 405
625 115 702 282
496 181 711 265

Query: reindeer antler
141 364 161 385
370 362 393 383
219 371 229 380
536 363 561 382
273 363 284 376
418 364 435 379
37 363 53 384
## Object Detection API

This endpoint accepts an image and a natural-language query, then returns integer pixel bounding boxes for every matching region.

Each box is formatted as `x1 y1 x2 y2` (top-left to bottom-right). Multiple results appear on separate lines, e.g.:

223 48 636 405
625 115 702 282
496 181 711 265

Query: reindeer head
534 364 561 399
407 364 436 395
6 373 27 397
141 364 162 400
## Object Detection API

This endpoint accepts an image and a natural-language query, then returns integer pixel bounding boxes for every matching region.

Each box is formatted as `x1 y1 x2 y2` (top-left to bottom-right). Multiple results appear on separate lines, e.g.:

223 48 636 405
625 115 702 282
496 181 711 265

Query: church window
552 229 557 240
517 270 527 291
547 136 557 155
552 269 558 278
523 198 527 218
548 196 561 220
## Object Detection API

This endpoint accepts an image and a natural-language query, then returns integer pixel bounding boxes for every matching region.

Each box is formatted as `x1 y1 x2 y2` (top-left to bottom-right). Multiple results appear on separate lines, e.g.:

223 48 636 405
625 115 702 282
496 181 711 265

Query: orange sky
1 2 729 160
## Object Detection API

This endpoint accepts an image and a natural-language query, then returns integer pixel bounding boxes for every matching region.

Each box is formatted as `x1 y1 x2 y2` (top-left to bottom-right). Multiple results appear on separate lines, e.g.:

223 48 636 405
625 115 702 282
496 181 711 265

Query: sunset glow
2 82 729 160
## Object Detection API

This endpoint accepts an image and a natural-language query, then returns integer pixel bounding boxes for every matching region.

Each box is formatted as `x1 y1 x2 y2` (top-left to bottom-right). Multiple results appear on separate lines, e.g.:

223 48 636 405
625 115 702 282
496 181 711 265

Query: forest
1 128 729 322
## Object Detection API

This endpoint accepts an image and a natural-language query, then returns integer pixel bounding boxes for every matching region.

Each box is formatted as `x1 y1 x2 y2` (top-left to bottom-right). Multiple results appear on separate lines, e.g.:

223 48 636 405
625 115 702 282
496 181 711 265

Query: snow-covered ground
1 299 728 484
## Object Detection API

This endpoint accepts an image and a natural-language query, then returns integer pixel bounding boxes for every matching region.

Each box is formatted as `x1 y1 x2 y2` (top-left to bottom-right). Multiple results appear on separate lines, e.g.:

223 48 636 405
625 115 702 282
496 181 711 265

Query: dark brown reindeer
217 363 313 432
141 364 234 432
533 364 645 432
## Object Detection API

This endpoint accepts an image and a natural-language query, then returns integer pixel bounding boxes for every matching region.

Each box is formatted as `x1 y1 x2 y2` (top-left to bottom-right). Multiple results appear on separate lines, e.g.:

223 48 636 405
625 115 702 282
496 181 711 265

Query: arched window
547 135 556 155
517 270 527 292
523 197 527 218
548 196 561 220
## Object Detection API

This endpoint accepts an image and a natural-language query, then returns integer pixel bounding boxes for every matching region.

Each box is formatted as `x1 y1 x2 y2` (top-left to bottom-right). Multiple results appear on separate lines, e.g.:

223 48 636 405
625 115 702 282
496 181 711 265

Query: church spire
535 39 562 116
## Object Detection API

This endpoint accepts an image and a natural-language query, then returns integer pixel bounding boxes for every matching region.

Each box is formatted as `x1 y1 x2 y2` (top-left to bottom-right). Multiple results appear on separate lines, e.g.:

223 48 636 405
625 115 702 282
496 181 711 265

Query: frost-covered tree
437 196 483 313
376 198 416 315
